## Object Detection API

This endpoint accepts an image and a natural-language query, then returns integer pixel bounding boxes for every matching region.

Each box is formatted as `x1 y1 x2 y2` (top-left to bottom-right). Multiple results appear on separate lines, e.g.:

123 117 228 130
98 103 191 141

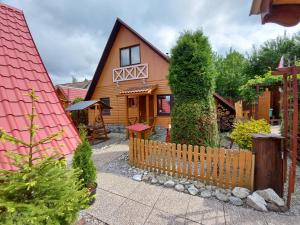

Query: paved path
84 135 300 225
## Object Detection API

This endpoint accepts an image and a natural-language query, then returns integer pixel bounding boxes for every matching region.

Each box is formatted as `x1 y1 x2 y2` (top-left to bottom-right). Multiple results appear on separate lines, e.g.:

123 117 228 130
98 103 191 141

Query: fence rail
129 138 255 190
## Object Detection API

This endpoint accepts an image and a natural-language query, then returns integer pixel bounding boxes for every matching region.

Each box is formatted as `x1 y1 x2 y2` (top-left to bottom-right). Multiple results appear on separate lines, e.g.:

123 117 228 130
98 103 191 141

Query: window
100 97 111 115
120 45 140 67
157 95 173 116
128 97 136 108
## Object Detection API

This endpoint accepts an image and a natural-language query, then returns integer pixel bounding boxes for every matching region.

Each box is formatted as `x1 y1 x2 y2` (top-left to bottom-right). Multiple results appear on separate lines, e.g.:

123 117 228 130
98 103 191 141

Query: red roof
0 3 80 170
57 85 87 102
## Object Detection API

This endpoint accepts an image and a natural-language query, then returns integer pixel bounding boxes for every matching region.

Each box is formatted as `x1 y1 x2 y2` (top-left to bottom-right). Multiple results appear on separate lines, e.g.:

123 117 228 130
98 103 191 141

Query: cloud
1 0 300 84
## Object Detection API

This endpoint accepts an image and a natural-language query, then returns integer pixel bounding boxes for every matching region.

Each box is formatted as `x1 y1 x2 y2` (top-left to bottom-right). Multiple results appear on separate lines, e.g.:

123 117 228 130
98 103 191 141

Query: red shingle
57 85 87 102
0 3 80 170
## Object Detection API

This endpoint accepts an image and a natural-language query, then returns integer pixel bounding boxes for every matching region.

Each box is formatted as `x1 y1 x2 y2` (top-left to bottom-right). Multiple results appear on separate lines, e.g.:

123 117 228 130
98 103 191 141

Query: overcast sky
2 0 300 84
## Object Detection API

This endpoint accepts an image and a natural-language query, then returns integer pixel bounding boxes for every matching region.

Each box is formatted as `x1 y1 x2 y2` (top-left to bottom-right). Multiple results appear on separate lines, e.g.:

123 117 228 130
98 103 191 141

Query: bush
0 157 89 225
171 100 218 146
168 30 219 146
72 125 96 188
230 119 271 149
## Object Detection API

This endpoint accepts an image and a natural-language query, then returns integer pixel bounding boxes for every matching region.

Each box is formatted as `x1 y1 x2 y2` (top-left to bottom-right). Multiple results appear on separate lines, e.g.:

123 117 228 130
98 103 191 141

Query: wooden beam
146 95 149 125
125 96 129 125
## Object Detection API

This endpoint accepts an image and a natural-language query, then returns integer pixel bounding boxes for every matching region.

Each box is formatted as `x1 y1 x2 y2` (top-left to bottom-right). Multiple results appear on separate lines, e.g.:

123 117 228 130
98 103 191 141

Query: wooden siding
90 25 171 127
257 89 271 122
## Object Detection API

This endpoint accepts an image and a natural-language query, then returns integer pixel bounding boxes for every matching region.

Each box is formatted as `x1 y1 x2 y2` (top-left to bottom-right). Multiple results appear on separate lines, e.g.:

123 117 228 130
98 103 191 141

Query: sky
1 0 300 84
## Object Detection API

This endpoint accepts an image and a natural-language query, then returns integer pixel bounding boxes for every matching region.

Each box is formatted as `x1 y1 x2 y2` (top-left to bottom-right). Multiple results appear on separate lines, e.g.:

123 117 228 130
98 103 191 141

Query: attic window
120 45 140 67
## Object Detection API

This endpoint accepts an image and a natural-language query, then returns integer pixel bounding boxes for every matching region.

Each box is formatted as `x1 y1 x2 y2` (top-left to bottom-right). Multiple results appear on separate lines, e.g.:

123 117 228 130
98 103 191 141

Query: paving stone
144 209 185 225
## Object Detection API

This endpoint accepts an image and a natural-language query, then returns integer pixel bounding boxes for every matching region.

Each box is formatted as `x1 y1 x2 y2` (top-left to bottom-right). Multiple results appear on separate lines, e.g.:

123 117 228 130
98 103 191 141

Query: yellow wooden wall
90 25 171 127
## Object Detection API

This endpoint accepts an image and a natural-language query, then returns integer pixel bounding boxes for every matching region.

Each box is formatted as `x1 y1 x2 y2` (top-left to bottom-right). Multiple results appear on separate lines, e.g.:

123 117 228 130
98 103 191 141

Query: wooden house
86 18 235 132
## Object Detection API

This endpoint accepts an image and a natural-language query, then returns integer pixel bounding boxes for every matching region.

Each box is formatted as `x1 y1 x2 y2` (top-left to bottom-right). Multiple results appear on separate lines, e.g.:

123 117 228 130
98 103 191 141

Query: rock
175 184 185 192
195 181 205 189
216 189 229 202
206 185 213 191
211 190 216 197
188 185 199 196
255 188 284 207
142 175 150 182
232 187 250 199
150 177 158 184
246 192 268 212
143 171 148 175
132 174 142 182
201 190 212 198
229 196 243 206
266 202 282 212
157 176 167 185
164 180 175 188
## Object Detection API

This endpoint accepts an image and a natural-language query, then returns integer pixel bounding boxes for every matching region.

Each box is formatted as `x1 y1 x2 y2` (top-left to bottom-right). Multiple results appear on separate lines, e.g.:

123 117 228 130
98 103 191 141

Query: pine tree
0 90 89 225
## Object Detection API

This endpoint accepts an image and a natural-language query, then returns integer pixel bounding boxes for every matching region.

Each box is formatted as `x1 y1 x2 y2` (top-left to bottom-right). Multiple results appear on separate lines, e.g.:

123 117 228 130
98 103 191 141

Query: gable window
120 45 140 67
157 95 173 116
100 97 111 115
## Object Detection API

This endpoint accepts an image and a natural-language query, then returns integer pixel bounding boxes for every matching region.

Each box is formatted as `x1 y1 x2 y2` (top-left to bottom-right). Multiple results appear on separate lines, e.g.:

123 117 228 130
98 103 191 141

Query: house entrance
139 95 154 123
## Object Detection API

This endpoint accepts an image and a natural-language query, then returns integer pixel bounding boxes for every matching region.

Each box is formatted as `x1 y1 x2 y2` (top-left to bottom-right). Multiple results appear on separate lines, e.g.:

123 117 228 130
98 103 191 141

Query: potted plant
73 125 97 204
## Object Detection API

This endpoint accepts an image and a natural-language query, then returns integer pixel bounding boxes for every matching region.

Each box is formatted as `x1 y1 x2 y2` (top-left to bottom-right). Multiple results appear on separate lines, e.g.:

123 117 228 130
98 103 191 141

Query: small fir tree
72 125 97 189
168 30 219 146
0 90 89 225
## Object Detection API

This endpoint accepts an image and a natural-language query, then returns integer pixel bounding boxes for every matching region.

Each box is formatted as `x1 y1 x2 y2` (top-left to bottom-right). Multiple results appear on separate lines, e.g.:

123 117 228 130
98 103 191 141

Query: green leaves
230 119 271 150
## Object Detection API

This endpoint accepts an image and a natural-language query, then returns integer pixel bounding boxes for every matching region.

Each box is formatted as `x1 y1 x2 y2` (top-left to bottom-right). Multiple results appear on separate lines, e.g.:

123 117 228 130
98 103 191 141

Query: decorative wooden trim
113 63 148 82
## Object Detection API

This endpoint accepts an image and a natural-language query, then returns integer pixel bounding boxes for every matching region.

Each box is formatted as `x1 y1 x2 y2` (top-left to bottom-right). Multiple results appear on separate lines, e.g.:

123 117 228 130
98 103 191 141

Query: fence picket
149 140 153 171
162 143 166 175
134 138 137 167
141 139 145 169
167 143 171 175
218 148 225 188
153 141 157 173
193 145 199 179
188 145 193 178
145 139 149 170
238 150 246 187
206 147 212 184
172 143 176 176
182 144 187 177
200 146 205 180
129 139 254 190
231 151 239 188
157 142 162 173
212 147 219 184
177 144 181 177
225 150 232 188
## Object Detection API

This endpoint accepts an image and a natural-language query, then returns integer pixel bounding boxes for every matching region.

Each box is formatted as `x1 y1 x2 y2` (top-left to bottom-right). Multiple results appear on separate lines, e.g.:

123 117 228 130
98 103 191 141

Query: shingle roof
56 85 87 102
0 3 80 170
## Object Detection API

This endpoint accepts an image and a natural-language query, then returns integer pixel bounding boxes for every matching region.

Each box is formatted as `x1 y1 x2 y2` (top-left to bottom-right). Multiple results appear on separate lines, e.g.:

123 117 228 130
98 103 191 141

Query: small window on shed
100 97 111 115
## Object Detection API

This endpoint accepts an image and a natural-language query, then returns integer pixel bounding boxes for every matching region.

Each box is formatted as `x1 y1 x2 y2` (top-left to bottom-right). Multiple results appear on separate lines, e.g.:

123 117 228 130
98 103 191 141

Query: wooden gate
129 138 255 190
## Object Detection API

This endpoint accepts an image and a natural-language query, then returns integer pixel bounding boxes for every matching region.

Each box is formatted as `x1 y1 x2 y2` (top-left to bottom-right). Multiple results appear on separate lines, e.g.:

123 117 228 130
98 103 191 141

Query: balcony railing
112 64 148 83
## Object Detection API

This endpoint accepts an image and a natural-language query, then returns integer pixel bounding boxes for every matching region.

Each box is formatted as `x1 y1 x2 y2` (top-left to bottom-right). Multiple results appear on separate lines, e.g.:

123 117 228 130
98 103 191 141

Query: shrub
168 30 219 146
230 119 271 149
0 90 89 225
72 125 97 189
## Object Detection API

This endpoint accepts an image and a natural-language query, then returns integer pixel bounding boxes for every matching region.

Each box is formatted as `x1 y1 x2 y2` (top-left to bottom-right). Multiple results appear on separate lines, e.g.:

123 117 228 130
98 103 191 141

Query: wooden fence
129 138 255 190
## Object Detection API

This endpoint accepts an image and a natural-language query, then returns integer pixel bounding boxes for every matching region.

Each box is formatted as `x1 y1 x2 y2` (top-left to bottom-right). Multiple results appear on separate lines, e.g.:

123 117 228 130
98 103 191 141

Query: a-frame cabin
86 18 235 133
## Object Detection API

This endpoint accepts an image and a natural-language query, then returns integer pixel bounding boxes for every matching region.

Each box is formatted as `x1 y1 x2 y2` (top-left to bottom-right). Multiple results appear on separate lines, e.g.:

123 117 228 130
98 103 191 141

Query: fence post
252 133 284 196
